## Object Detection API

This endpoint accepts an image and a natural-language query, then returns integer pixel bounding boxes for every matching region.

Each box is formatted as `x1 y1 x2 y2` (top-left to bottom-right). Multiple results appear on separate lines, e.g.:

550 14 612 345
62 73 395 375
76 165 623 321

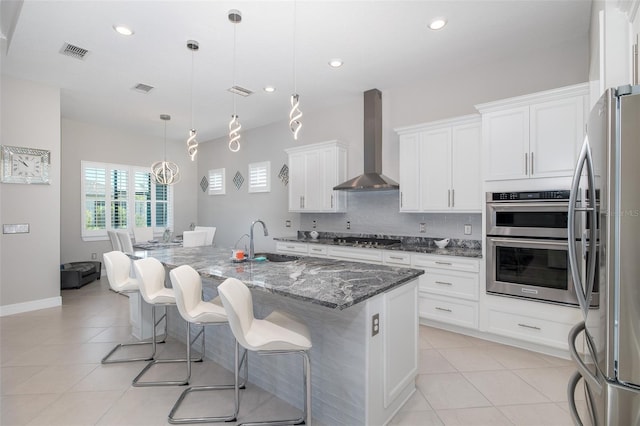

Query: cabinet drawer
327 246 383 264
419 294 478 329
412 254 479 273
421 269 479 300
307 245 328 257
486 308 573 350
276 242 308 255
383 251 411 266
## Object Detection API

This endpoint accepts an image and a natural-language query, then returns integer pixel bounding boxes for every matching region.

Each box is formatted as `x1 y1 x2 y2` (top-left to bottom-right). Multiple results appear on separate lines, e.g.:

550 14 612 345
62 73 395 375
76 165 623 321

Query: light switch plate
464 224 472 235
3 223 29 234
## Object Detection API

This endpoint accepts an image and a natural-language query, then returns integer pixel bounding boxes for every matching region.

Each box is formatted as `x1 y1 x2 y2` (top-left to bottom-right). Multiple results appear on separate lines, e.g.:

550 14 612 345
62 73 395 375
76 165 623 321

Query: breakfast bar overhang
130 246 424 425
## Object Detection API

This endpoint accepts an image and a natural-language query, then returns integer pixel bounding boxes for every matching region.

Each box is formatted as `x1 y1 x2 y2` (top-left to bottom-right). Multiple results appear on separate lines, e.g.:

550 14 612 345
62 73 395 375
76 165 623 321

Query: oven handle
488 202 570 210
568 139 598 318
488 237 568 248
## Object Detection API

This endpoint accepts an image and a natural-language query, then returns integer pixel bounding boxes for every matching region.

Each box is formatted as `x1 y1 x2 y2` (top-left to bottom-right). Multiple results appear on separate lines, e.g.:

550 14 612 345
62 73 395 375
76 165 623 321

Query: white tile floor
1 277 586 425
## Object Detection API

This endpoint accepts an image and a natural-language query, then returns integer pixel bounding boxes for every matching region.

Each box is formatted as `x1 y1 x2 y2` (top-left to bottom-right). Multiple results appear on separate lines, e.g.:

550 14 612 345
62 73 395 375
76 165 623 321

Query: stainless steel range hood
333 89 399 191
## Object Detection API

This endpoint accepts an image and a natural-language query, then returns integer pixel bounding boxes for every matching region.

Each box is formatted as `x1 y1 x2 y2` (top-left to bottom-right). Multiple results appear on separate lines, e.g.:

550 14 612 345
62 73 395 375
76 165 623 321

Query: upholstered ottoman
60 261 102 289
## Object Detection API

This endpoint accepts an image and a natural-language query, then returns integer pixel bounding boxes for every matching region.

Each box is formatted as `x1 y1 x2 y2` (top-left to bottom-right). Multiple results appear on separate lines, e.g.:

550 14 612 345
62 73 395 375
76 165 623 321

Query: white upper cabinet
477 83 588 181
397 115 482 212
285 140 347 213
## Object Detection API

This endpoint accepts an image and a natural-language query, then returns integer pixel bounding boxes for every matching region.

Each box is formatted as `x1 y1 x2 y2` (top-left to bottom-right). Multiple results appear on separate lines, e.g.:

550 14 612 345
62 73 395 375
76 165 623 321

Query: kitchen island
130 246 424 425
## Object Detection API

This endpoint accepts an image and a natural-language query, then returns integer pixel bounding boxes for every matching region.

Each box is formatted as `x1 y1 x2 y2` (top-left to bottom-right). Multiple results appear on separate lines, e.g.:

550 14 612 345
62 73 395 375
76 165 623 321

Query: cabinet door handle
435 281 452 286
530 152 534 175
400 192 403 208
311 247 322 252
286 245 296 249
518 323 541 331
525 152 528 175
451 189 455 208
447 189 451 207
331 194 334 209
435 261 452 266
389 256 405 260
435 306 452 313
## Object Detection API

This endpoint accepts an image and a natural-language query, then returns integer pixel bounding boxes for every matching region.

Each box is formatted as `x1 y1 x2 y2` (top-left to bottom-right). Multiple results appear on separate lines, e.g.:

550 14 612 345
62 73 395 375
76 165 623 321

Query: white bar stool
101 251 165 364
167 265 248 424
218 277 313 426
132 257 204 387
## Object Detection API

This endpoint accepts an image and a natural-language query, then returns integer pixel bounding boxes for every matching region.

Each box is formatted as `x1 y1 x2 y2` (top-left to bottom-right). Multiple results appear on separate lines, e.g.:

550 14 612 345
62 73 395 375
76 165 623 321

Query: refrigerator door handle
568 321 603 395
568 370 598 426
569 139 598 317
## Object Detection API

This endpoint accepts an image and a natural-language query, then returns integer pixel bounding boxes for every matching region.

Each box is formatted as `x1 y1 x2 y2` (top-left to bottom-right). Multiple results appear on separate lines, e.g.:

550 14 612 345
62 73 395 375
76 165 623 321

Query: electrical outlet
285 220 291 228
312 220 317 229
419 223 426 233
91 253 97 260
346 221 351 230
464 224 472 235
371 313 380 337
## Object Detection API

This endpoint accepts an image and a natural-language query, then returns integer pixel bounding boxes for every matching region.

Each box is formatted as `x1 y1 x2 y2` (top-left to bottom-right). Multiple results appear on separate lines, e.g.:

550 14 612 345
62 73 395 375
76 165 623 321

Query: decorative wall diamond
278 164 289 186
233 171 244 190
200 176 208 192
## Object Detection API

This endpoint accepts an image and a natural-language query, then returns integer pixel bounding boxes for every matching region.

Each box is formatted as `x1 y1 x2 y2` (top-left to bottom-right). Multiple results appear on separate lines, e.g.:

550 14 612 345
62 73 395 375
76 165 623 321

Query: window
82 161 173 241
208 168 225 195
248 161 270 193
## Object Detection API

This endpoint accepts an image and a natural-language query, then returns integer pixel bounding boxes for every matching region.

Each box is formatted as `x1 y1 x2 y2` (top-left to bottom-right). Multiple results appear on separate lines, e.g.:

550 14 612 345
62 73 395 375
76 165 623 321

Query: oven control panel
488 190 570 201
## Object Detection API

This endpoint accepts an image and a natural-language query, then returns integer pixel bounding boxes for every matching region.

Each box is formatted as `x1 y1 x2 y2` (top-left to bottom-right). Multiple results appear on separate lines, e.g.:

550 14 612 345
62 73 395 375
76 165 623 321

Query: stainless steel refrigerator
567 84 640 425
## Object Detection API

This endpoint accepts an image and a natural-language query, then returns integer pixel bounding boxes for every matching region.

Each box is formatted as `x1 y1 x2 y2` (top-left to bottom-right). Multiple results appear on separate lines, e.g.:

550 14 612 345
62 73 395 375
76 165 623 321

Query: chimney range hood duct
333 89 399 191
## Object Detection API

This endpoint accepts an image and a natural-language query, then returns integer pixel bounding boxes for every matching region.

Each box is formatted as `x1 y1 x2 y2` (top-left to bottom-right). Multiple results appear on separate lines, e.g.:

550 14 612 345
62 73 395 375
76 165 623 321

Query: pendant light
289 0 302 140
186 40 199 161
151 114 180 185
228 9 242 152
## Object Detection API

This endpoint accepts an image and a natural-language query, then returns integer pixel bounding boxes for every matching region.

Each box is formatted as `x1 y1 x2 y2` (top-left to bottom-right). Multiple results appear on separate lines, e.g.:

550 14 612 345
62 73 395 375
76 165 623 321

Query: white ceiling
1 0 592 142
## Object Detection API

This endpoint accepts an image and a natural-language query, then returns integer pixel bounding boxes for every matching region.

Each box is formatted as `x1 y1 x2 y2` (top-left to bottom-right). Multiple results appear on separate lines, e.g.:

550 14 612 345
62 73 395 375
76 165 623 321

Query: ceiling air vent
132 83 155 94
228 85 253 97
60 42 89 60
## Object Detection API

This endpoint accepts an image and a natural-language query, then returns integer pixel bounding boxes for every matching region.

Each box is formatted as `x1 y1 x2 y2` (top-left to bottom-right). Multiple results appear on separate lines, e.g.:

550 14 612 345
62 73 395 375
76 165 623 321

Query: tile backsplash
300 190 482 240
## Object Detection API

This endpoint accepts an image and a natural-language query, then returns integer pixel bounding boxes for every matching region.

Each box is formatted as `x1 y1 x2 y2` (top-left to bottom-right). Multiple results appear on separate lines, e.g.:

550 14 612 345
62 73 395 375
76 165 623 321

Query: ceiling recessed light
329 59 343 68
264 86 276 93
113 25 134 36
428 18 447 31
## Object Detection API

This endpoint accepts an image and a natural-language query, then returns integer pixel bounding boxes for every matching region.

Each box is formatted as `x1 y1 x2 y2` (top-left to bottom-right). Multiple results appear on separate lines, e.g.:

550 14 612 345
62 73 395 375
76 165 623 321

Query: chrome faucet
249 219 269 259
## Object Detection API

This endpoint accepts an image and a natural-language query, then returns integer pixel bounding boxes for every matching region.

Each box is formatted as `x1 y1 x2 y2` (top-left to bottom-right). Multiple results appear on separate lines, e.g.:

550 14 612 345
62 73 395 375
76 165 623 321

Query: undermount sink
252 253 301 262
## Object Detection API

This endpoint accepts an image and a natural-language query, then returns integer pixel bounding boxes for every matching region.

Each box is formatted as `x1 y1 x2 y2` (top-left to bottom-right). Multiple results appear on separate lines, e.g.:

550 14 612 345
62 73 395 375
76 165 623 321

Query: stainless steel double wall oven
485 190 598 307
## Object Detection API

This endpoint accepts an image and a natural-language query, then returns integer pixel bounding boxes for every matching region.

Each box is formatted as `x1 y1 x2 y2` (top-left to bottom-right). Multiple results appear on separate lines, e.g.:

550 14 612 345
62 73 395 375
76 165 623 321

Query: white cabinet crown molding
475 82 589 114
394 114 480 135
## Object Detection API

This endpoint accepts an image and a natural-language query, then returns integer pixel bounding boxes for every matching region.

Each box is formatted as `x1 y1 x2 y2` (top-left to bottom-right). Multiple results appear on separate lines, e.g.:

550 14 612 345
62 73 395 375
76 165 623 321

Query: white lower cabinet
326 246 383 264
419 295 479 329
411 253 480 330
480 294 584 351
275 242 308 255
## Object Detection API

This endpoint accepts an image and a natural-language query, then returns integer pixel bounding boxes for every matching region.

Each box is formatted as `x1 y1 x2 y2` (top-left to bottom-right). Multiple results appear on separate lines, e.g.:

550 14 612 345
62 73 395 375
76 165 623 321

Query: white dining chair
133 227 154 243
193 226 216 246
108 230 122 251
116 230 134 253
182 231 208 248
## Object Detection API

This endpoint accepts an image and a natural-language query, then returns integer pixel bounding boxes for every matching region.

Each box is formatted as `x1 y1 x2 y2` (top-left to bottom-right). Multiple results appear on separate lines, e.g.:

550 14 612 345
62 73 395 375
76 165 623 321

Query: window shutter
110 169 129 229
83 165 107 231
208 168 225 195
134 171 152 227
248 161 270 193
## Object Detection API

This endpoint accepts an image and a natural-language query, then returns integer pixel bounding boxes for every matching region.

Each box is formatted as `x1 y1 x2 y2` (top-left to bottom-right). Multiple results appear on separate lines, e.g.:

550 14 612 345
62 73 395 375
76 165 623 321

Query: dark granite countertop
274 233 483 259
131 246 424 310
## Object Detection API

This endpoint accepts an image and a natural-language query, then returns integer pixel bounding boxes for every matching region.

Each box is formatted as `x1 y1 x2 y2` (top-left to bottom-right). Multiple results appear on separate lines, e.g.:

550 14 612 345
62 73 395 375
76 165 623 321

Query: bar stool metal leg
102 295 168 364
132 304 204 387
168 338 248 424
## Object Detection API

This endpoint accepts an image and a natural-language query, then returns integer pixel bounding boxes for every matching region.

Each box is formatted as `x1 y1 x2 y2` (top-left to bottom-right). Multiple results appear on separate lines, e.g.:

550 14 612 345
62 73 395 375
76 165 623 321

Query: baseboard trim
0 296 62 317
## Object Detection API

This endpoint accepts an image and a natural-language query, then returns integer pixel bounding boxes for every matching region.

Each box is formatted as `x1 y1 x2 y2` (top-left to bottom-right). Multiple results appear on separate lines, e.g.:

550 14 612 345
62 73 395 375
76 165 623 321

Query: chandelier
151 114 180 185
289 0 302 140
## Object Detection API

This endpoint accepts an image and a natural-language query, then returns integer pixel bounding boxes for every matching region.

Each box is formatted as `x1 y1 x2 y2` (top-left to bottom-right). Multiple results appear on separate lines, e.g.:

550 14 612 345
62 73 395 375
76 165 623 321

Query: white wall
0 76 61 315
197 38 589 251
60 119 198 264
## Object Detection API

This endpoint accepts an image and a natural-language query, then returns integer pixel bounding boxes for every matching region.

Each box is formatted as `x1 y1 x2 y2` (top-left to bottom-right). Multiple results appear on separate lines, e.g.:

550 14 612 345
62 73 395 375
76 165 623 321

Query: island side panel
366 279 419 425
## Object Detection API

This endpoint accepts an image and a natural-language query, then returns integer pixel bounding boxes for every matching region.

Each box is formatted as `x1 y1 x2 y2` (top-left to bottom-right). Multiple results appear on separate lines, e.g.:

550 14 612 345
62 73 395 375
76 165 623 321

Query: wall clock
1 145 51 184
